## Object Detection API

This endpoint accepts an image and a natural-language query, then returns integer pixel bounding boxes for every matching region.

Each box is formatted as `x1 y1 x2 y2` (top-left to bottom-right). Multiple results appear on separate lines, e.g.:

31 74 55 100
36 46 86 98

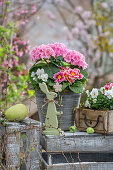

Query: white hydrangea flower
36 68 44 78
85 100 91 108
40 73 48 82
31 72 35 77
90 88 98 98
86 90 89 97
100 87 105 94
104 90 112 99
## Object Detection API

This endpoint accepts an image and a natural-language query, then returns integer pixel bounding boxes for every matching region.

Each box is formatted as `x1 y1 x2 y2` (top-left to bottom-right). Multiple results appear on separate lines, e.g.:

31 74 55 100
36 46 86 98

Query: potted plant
75 82 113 133
29 43 88 130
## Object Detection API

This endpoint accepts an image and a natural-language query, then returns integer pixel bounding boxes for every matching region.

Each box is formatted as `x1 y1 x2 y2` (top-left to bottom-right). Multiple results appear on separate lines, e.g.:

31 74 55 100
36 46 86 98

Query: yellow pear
5 104 28 121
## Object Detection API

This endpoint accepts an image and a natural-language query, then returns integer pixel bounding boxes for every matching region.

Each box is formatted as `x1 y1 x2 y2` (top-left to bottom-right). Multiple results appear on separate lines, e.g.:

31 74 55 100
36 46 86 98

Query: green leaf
44 63 60 79
47 79 55 86
69 81 83 93
62 82 69 91
79 68 88 80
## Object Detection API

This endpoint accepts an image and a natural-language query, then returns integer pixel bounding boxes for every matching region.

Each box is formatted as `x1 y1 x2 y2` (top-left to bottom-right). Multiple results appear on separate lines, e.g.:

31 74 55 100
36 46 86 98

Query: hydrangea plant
29 43 88 93
85 83 113 110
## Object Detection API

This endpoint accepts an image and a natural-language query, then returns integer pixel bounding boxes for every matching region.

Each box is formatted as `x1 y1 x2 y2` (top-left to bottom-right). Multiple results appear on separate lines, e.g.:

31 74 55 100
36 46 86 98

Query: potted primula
29 43 88 130
75 82 113 133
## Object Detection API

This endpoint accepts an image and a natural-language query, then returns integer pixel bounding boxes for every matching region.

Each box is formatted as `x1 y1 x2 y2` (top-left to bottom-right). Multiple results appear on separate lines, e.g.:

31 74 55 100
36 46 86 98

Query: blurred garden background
0 0 113 117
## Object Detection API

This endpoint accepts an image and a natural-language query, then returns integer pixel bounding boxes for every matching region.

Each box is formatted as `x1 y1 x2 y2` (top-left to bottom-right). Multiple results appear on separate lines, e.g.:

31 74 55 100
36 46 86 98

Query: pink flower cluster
104 82 113 90
53 67 83 84
30 43 88 70
31 44 55 61
48 43 68 57
64 50 88 70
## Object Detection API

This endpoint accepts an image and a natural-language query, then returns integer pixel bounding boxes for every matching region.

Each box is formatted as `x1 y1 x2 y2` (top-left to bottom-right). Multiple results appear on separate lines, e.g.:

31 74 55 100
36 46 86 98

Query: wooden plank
43 162 113 170
41 131 113 153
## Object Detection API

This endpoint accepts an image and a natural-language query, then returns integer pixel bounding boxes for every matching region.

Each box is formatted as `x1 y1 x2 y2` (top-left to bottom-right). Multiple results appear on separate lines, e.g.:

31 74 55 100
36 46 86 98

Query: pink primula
105 82 113 90
53 67 84 84
48 43 68 57
53 72 65 83
30 44 55 61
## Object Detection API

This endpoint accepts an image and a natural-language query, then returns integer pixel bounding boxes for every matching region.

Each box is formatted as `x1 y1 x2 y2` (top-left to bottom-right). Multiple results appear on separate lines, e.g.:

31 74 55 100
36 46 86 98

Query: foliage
0 23 35 111
85 82 113 110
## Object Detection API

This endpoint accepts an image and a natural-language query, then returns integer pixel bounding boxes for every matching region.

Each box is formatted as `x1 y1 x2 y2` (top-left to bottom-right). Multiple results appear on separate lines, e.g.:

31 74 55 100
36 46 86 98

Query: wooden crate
42 152 113 170
41 132 113 153
0 118 42 170
75 108 113 133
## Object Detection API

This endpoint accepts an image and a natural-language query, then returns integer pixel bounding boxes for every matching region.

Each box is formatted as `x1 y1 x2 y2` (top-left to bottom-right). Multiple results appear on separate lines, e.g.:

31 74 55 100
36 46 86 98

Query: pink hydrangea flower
48 43 68 57
64 50 88 70
53 83 62 92
30 44 55 61
53 72 65 83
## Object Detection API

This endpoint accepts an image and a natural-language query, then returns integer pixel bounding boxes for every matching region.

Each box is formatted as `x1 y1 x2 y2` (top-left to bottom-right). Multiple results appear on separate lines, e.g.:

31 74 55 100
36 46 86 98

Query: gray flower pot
35 91 81 131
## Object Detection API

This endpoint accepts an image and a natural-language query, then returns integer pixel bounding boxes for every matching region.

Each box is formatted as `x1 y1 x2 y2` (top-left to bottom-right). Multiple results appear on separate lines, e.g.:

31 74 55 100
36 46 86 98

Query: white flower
31 72 35 77
36 68 44 78
90 88 98 98
53 83 62 92
93 98 97 103
104 90 112 99
33 77 37 81
100 87 105 94
40 73 48 82
85 100 91 108
86 90 89 97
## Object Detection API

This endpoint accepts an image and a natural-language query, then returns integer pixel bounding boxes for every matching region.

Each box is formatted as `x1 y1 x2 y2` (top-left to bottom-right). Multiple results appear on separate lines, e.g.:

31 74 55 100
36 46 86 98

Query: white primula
90 88 98 98
93 98 97 103
104 90 112 99
36 68 44 78
86 90 89 97
100 87 105 94
31 72 35 77
33 77 37 81
85 100 91 108
41 74 48 82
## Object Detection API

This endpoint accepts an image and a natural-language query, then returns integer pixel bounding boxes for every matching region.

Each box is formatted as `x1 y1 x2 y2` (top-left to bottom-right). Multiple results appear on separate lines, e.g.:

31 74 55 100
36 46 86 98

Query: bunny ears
39 82 49 95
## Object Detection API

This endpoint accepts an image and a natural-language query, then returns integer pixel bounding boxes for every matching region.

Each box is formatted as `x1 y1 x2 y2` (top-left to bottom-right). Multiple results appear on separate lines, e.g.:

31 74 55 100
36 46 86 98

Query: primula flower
90 88 98 98
104 82 113 90
40 73 48 82
36 68 44 77
31 71 35 77
48 43 68 57
85 100 90 108
30 44 55 61
53 72 65 83
53 83 62 92
104 90 112 99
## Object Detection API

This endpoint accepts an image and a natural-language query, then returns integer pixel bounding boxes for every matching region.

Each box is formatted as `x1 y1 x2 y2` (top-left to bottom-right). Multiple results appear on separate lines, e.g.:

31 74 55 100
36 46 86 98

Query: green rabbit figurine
39 82 64 135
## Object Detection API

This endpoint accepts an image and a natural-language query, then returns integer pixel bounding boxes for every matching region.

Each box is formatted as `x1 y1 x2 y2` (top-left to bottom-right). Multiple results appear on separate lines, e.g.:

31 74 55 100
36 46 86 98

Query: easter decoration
5 104 28 121
29 43 88 131
39 82 64 135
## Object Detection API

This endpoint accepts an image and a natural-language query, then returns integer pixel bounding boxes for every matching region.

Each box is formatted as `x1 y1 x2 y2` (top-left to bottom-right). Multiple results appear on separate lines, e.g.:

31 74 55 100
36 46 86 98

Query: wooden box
42 152 113 170
75 108 113 133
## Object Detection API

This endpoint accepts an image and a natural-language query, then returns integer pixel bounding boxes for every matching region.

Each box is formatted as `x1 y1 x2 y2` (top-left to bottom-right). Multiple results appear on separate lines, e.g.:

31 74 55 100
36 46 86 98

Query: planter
75 108 113 133
36 91 81 131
